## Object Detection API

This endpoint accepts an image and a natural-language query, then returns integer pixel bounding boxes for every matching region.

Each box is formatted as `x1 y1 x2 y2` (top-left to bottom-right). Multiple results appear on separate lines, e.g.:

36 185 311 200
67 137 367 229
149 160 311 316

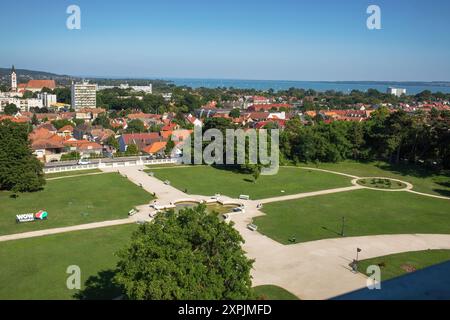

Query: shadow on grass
433 189 450 197
376 162 444 179
321 226 343 237
74 269 124 300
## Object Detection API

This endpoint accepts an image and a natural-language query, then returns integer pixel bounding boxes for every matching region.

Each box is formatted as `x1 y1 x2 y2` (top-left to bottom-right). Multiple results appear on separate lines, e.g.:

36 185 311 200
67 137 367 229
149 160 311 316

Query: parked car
77 158 90 165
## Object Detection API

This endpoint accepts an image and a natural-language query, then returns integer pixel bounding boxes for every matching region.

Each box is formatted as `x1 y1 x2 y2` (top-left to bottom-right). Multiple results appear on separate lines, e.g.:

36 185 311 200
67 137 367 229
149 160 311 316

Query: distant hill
0 67 79 87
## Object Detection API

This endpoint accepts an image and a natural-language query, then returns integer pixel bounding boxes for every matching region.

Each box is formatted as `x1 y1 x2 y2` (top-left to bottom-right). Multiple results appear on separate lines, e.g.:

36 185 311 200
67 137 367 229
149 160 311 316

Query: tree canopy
115 205 254 300
0 120 45 192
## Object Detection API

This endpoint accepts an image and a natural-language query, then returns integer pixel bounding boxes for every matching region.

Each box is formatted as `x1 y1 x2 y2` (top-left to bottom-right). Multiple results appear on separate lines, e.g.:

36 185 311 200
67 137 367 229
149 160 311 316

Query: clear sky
1 0 449 81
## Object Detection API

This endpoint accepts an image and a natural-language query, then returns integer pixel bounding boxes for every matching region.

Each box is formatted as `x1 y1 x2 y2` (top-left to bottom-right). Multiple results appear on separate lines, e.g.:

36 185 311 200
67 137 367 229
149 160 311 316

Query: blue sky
1 0 450 81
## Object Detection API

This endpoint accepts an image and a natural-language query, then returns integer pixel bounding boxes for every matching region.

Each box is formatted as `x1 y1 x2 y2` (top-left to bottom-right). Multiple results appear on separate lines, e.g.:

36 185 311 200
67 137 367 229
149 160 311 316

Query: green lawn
312 161 450 197
255 189 450 244
0 173 154 236
253 285 299 300
0 224 137 300
45 169 102 179
359 250 450 281
149 166 352 200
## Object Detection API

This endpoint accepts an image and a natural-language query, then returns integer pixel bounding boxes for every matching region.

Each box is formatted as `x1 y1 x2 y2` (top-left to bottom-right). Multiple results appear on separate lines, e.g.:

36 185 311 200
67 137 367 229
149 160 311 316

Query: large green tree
0 120 45 192
3 103 18 115
115 205 254 300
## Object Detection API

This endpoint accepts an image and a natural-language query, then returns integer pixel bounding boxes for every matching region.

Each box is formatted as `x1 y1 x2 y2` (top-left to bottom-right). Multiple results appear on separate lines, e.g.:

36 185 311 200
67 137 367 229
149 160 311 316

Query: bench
128 209 138 216
239 195 250 200
247 223 258 231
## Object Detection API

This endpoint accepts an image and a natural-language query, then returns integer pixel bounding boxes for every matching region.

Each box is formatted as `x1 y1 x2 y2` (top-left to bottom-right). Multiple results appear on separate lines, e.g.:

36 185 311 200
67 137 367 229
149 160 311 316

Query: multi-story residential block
387 87 407 97
71 81 97 110
37 92 57 108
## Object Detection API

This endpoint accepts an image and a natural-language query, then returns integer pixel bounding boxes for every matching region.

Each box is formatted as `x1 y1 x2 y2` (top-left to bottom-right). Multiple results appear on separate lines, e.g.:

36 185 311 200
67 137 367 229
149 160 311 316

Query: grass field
253 285 299 300
312 161 450 197
255 189 450 244
359 250 450 281
0 173 153 236
45 169 102 179
149 166 352 199
0 224 137 300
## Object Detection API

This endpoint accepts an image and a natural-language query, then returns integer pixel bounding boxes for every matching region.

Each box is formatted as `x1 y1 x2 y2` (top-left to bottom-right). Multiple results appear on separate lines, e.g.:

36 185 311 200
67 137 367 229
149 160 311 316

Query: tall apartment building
71 81 97 110
387 87 407 97
37 92 57 108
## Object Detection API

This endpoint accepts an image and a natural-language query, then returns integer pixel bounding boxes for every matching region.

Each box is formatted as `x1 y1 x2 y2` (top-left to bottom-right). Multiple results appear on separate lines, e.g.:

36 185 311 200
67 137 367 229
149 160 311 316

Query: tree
125 144 139 156
31 113 39 126
115 205 254 300
51 119 74 130
126 119 146 133
229 108 241 118
3 103 18 115
0 120 45 192
165 135 175 156
106 135 119 151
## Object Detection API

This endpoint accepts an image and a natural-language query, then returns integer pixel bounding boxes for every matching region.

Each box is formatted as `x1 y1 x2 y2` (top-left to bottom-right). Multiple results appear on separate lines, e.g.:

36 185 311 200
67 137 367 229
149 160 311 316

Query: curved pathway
2 165 450 300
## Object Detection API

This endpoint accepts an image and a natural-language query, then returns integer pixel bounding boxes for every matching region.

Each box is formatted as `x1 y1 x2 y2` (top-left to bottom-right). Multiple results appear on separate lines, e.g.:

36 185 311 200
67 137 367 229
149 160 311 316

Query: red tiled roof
26 80 56 90
121 133 160 144
142 141 167 154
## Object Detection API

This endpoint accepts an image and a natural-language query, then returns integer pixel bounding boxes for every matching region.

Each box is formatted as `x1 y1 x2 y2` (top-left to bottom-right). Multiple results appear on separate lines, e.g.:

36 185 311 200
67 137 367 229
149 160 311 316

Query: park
0 161 449 299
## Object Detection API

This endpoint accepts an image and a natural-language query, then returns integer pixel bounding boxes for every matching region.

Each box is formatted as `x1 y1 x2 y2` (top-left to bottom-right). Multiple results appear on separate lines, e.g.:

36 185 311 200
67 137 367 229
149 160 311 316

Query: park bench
128 208 138 216
247 223 258 231
239 195 250 200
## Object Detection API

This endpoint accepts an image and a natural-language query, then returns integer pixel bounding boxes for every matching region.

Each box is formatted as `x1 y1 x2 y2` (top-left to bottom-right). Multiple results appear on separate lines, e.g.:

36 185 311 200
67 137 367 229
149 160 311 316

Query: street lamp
356 248 362 262
341 216 345 237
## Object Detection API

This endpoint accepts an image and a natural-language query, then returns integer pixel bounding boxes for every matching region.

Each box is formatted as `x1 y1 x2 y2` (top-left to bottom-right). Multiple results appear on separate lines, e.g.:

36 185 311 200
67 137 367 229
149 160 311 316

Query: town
1 0 450 308
1 66 449 166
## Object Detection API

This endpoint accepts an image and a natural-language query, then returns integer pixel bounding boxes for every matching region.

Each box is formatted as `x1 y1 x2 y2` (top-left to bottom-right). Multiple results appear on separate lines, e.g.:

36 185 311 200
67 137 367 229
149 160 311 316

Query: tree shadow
73 269 124 300
432 189 450 197
376 162 444 179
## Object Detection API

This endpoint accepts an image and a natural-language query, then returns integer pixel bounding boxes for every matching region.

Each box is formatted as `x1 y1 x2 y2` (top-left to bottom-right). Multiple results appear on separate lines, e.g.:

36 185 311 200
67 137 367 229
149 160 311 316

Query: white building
71 81 97 110
97 83 152 94
0 97 43 112
387 87 407 97
37 92 57 108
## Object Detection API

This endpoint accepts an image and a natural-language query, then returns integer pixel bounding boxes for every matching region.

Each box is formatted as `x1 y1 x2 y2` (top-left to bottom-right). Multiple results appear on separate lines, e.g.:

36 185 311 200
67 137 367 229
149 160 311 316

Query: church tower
11 65 17 92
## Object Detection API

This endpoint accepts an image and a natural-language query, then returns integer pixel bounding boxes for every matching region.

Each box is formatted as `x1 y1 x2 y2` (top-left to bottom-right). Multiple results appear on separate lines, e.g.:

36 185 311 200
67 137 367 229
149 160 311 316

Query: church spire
12 65 16 73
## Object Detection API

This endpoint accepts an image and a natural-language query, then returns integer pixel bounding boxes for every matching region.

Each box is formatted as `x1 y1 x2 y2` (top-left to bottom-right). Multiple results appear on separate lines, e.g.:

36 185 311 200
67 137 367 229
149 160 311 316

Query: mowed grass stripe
0 224 137 300
255 189 450 244
150 166 352 200
0 173 154 236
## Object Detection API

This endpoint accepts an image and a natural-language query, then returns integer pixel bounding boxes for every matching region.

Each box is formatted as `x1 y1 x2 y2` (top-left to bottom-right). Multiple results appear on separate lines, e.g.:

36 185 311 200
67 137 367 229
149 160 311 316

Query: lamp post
356 248 362 262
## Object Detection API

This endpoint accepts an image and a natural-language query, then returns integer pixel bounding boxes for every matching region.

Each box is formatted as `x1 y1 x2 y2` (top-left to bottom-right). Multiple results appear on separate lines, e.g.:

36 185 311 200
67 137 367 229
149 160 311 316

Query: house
162 129 192 142
57 125 74 138
161 122 180 131
186 114 202 127
75 108 106 122
29 128 66 162
142 141 167 156
252 96 271 105
247 104 293 112
64 140 103 157
90 128 115 144
247 112 271 122
118 132 162 152
73 123 92 140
